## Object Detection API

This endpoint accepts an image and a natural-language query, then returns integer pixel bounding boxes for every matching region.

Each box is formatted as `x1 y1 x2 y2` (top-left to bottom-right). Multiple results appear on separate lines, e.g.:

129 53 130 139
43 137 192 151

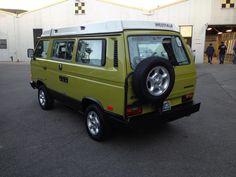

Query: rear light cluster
126 104 142 116
182 93 193 103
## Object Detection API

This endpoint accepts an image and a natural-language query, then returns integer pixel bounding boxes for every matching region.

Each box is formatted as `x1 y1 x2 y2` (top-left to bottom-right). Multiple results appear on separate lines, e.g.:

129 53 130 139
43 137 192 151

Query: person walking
233 41 236 64
205 43 214 64
218 41 227 64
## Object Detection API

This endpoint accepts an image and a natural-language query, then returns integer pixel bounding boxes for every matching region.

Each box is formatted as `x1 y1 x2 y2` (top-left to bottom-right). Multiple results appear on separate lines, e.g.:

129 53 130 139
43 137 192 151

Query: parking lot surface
0 63 236 177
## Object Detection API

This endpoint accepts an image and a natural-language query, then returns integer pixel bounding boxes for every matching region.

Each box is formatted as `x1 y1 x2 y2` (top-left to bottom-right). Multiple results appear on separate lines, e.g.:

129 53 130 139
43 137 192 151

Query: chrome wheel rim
146 66 170 96
87 111 100 136
39 90 46 106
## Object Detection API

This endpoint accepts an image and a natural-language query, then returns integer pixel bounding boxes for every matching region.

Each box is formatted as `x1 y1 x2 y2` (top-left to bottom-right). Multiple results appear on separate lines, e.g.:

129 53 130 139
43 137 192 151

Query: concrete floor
204 56 234 64
0 63 236 177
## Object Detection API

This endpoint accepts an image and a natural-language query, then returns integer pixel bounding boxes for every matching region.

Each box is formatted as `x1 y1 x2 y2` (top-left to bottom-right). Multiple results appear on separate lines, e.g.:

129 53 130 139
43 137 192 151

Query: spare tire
132 57 175 104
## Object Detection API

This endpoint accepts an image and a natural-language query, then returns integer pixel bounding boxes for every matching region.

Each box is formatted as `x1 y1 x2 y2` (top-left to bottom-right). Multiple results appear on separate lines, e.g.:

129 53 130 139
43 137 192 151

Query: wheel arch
82 97 104 112
36 80 47 89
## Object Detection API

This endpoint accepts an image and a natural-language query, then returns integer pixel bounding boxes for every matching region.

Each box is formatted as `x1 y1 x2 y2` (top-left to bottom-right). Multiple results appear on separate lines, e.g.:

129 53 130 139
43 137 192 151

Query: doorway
33 29 43 47
204 25 236 64
179 25 193 47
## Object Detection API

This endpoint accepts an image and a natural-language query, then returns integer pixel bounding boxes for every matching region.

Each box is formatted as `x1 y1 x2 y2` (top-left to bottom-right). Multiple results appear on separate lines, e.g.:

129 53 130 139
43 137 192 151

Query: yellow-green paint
31 30 197 118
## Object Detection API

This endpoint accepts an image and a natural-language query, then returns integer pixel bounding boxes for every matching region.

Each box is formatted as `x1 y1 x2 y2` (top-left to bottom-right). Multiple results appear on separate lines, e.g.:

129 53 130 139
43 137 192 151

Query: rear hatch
124 30 197 116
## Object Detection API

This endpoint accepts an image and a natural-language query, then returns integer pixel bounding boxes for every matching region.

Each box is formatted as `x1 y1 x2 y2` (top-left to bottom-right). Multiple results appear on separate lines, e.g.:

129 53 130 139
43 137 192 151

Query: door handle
58 63 63 71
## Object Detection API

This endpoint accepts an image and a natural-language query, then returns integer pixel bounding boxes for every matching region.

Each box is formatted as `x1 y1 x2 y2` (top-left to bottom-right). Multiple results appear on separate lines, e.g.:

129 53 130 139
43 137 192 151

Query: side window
0 39 7 49
52 40 75 61
76 39 106 66
34 40 49 58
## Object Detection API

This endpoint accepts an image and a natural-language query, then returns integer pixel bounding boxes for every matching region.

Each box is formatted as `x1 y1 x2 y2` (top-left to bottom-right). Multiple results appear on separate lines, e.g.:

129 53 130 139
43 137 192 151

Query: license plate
162 101 171 112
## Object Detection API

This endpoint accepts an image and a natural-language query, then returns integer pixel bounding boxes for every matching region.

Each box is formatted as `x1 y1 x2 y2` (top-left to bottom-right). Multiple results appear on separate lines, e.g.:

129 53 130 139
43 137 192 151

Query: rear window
128 36 190 69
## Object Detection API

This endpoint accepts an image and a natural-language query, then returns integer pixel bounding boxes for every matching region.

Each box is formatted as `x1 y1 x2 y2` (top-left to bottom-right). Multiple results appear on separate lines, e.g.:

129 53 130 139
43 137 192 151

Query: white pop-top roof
41 20 179 37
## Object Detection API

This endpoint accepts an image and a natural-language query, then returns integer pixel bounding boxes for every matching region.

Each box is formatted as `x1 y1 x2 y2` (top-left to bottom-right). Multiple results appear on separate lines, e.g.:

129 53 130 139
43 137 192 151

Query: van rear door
124 31 196 112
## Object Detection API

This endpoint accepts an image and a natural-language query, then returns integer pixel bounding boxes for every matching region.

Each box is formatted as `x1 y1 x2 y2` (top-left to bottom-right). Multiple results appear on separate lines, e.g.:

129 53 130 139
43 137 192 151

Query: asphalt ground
0 63 236 177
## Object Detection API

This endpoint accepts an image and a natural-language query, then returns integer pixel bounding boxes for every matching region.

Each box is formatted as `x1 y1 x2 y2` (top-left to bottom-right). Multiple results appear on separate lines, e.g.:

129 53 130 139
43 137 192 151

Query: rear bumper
140 101 201 122
106 101 201 124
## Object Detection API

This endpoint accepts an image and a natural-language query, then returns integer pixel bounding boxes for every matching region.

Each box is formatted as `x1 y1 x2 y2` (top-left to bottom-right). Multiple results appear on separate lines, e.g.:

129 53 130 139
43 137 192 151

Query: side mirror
27 49 34 58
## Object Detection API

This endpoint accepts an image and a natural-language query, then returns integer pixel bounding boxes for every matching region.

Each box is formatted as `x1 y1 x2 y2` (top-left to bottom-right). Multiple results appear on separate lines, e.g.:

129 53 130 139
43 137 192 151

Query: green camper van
28 21 200 141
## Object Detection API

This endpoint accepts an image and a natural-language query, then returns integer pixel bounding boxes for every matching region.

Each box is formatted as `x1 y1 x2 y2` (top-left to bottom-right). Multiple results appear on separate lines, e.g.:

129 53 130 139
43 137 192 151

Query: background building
0 0 235 63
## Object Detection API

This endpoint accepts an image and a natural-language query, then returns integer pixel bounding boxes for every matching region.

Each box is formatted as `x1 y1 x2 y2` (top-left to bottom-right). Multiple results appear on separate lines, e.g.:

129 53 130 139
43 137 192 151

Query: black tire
85 104 109 141
132 57 175 104
38 85 54 110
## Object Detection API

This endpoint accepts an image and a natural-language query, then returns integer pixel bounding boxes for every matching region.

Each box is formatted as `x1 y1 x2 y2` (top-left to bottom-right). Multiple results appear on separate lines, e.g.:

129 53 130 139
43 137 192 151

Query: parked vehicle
28 21 200 141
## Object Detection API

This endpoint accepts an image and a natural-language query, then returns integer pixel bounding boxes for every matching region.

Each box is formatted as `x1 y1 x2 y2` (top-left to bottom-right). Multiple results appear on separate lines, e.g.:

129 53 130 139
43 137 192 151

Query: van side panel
47 35 127 116
69 35 126 116
31 38 52 88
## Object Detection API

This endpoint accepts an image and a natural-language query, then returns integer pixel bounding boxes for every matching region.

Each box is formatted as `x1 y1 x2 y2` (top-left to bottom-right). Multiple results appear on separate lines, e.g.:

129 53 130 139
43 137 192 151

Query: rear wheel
85 104 109 141
38 85 54 110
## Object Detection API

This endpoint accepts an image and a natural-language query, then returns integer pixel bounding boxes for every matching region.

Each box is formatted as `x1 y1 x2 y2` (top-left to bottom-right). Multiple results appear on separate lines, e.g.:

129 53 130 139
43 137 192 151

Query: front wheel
38 85 54 110
85 104 109 141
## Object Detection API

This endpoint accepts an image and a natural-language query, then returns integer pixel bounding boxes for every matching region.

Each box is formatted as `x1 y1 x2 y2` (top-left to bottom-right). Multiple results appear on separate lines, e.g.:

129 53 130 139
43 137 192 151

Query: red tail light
126 105 142 117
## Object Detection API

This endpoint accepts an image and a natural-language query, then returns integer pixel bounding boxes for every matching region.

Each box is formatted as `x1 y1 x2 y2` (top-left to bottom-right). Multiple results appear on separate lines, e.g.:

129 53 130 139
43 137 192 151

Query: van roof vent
80 26 85 30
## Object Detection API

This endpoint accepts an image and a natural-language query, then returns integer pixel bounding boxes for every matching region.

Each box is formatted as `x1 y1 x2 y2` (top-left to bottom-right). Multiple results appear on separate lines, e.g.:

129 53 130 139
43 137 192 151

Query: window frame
76 38 106 67
34 39 50 59
127 34 191 69
0 39 7 49
51 39 75 62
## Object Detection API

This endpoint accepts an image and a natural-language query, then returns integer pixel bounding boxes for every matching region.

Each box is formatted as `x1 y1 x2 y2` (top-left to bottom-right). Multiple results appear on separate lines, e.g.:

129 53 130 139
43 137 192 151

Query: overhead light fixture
218 32 223 35
207 27 212 31
226 29 232 33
